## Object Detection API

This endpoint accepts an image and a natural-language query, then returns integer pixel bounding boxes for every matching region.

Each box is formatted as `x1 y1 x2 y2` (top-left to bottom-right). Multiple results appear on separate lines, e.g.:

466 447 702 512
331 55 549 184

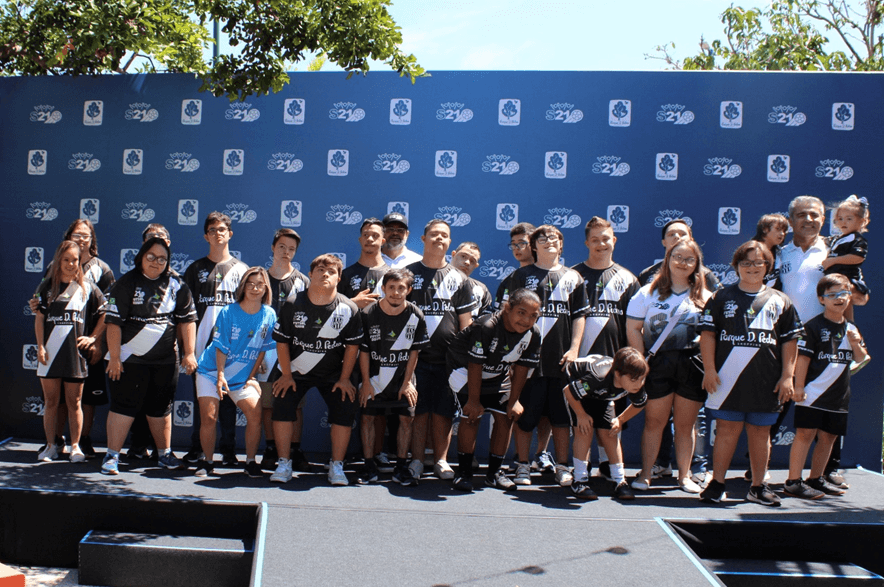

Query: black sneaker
357 459 380 485
291 448 314 473
80 436 96 459
825 471 849 489
613 481 635 501
194 460 213 477
392 465 418 487
55 435 67 456
485 469 517 491
261 445 278 471
700 479 727 503
221 451 240 467
808 476 847 496
126 446 151 461
746 484 782 507
183 448 203 463
452 475 473 493
244 461 263 478
784 478 824 500
597 461 612 481
571 480 598 501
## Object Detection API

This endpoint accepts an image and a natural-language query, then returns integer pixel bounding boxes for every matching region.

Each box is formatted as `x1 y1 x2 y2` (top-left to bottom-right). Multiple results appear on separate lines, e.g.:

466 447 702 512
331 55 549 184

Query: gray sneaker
808 476 847 496
513 462 532 485
270 458 293 483
328 460 349 486
784 479 824 500
485 469 517 491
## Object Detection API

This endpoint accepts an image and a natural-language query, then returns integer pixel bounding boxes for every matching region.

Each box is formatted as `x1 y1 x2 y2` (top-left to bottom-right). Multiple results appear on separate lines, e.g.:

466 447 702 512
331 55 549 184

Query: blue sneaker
101 453 119 476
158 452 182 470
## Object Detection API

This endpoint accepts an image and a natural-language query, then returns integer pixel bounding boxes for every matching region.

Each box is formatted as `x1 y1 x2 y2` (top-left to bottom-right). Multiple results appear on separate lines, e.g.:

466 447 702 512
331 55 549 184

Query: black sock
396 456 408 470
266 440 276 449
457 451 474 477
488 454 504 476
291 441 300 452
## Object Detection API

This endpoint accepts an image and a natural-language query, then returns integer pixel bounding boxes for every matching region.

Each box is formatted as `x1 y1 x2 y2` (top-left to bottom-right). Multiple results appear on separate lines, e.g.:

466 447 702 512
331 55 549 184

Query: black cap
383 212 408 228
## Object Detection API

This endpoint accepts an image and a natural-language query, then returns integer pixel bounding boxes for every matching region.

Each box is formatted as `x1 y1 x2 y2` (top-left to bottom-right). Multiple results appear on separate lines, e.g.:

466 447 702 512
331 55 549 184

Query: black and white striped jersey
35 279 105 378
565 354 648 408
359 301 429 396
572 262 640 358
797 316 863 413
183 256 249 356
104 271 197 365
255 269 310 383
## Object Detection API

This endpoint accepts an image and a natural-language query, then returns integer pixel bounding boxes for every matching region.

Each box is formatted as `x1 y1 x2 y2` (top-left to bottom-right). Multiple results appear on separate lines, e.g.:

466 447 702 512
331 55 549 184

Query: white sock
572 459 589 482
610 462 625 484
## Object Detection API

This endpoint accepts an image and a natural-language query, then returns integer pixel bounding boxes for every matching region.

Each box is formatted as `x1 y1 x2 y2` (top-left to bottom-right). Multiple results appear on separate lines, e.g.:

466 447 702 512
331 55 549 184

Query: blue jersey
197 303 276 389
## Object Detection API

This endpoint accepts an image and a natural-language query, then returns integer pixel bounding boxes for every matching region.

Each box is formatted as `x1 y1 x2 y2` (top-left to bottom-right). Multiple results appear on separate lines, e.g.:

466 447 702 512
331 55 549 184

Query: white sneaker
69 446 86 463
679 477 703 494
409 459 424 479
691 470 712 487
37 444 58 462
651 464 673 478
328 460 348 486
555 464 573 487
434 459 455 480
423 449 435 467
270 458 293 483
513 462 532 486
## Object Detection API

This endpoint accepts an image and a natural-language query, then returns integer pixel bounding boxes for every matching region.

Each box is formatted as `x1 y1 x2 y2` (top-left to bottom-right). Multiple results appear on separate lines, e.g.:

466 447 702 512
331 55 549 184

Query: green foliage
0 0 426 101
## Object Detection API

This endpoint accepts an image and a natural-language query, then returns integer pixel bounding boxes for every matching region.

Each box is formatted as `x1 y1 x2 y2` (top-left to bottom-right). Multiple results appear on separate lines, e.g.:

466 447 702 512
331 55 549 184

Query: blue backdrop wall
2 71 882 469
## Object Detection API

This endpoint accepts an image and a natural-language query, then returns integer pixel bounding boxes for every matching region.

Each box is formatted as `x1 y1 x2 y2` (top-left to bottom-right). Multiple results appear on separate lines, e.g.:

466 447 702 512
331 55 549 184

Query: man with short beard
381 212 422 268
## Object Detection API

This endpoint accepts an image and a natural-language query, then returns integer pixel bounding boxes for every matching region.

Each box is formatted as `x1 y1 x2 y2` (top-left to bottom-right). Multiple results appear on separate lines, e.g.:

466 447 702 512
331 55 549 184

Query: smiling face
141 243 168 280
819 284 851 317
585 226 616 265
668 242 697 281
382 278 411 308
502 299 541 334
59 246 80 281
736 249 767 288
790 201 824 243
452 245 480 276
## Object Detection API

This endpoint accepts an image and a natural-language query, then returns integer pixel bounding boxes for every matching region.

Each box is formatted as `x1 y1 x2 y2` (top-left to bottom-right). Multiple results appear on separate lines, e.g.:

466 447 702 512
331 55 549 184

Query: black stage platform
2 439 883 587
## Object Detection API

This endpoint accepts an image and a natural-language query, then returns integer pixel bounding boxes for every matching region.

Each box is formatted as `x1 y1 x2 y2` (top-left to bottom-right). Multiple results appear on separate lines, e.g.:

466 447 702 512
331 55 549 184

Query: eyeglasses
508 241 529 251
207 227 229 235
70 233 92 241
385 227 407 235
672 254 697 266
822 290 851 299
245 282 266 291
145 253 168 265
535 235 560 245
738 260 767 268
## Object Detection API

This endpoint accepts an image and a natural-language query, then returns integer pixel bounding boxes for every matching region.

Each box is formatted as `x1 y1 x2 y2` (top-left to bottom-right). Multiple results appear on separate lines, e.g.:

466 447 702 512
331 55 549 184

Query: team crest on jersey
332 314 344 330
405 325 416 341
293 312 308 329
723 301 738 319
488 338 498 354
820 328 831 342
231 324 242 341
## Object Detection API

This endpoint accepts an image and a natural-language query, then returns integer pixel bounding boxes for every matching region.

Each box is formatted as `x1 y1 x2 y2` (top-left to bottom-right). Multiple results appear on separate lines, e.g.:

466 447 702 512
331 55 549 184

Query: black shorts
415 361 457 418
515 376 570 432
645 350 706 403
362 387 416 418
455 388 510 416
108 362 179 418
81 363 109 406
570 399 618 430
271 378 357 427
793 405 848 436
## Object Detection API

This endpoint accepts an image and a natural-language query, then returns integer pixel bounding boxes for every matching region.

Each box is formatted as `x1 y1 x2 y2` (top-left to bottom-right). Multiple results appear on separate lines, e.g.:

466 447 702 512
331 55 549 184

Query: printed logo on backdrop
181 100 202 125
26 201 57 221
25 247 43 273
22 396 44 416
654 210 693 228
703 158 741 179
178 199 199 226
224 203 257 224
815 159 853 181
23 346 40 373
544 208 581 229
267 153 303 173
546 102 583 123
707 263 739 286
767 155 790 183
236 407 246 427
608 206 630 233
28 150 47 175
435 151 457 178
657 104 694 124
374 153 410 174
498 99 520 126
173 401 193 427
719 208 741 234
480 259 516 281
326 205 363 225
327 150 349 176
30 105 62 124
329 101 365 122
772 425 795 446
768 105 806 126
225 103 260 122
329 253 347 267
832 102 854 131
545 152 567 179
435 206 471 227
125 103 159 122
656 153 678 181
83 100 103 125
284 99 305 125
170 253 194 275
496 204 519 231
230 251 242 261
436 102 473 122
720 101 743 128
166 153 200 172
609 100 631 126
483 155 519 175
123 149 143 175
387 202 409 220
280 201 302 227
390 99 411 125
223 149 244 175
68 153 101 172
121 203 155 222
592 156 629 177
120 248 139 274
81 199 99 224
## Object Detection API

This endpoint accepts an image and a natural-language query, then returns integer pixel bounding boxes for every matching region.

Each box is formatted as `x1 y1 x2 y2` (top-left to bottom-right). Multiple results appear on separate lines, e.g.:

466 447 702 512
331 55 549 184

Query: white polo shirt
775 237 828 323
382 246 422 268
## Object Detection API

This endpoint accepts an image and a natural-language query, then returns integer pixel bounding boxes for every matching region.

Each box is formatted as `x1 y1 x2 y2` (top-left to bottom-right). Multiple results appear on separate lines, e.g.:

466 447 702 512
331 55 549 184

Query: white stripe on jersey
290 351 325 375
371 366 399 396
502 331 535 363
317 303 354 339
115 280 180 362
580 315 609 357
390 314 421 351
37 284 86 377
538 270 581 340
799 328 853 407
